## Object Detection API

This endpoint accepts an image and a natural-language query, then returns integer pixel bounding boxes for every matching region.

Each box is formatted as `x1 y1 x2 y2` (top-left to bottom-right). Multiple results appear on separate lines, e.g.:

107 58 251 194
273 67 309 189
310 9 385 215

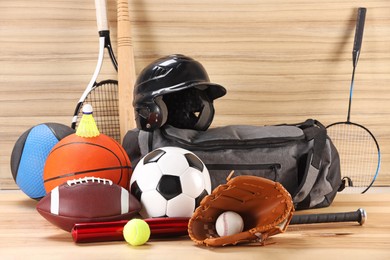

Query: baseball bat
71 209 366 243
117 0 136 140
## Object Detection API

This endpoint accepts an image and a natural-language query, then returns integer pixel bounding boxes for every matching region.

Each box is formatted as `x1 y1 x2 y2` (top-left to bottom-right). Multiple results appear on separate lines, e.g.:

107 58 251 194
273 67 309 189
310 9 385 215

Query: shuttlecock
76 104 100 138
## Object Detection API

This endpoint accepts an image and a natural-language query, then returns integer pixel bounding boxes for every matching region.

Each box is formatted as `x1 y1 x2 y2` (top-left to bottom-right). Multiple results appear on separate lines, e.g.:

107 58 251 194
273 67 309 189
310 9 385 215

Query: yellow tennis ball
123 219 151 246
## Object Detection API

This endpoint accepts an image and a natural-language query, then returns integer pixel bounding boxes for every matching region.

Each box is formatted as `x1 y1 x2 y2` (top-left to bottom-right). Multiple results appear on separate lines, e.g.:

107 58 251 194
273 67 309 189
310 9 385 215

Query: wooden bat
117 0 136 140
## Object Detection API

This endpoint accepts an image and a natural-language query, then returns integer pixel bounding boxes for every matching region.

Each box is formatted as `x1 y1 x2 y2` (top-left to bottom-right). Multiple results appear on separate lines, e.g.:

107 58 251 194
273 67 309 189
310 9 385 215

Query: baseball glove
188 175 294 246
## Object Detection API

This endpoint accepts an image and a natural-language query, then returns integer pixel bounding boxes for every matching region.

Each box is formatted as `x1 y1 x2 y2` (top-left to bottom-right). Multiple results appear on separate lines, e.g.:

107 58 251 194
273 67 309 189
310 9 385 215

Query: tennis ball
123 219 150 246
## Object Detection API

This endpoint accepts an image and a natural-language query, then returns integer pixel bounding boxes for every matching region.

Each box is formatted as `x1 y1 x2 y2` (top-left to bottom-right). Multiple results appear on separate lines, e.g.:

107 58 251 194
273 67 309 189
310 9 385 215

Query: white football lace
66 176 113 186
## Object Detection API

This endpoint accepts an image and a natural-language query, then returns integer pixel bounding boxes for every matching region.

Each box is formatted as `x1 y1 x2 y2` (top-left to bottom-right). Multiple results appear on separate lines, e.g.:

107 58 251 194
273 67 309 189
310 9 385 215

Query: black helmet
133 54 226 131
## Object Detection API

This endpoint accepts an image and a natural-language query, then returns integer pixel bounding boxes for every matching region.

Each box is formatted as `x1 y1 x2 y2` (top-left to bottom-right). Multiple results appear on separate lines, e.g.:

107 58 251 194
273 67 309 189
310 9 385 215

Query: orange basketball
43 133 131 193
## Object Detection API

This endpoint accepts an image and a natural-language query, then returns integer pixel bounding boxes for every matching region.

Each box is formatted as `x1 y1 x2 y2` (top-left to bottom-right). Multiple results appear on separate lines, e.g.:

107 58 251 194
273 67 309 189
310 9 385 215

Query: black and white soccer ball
130 146 211 218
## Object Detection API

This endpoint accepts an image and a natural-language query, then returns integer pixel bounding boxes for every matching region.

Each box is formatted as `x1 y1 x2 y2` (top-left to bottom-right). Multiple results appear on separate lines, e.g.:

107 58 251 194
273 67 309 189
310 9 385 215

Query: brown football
36 177 141 232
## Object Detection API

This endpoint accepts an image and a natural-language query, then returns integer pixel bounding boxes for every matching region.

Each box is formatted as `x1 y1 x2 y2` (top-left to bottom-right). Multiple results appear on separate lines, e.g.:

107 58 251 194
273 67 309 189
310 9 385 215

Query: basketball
10 123 75 200
43 133 131 193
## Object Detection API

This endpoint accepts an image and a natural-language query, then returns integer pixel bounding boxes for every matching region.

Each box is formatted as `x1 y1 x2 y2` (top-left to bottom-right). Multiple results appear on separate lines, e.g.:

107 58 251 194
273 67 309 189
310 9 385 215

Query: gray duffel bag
123 119 342 210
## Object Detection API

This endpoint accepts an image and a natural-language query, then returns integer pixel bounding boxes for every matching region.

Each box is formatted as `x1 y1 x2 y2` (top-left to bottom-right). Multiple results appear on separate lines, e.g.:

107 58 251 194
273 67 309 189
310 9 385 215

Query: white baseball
215 211 244 237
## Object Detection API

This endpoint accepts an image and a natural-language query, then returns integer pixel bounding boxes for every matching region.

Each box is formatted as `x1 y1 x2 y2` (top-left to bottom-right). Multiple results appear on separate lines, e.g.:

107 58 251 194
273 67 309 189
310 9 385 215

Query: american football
130 146 211 218
36 176 141 232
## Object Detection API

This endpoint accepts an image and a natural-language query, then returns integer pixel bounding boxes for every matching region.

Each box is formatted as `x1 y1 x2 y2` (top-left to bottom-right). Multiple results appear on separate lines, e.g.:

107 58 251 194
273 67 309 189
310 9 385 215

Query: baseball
215 211 244 237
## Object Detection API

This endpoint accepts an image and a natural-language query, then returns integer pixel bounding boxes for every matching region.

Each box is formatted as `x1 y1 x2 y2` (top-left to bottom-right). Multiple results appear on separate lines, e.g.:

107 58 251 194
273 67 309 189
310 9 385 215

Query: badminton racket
327 7 380 194
71 0 120 143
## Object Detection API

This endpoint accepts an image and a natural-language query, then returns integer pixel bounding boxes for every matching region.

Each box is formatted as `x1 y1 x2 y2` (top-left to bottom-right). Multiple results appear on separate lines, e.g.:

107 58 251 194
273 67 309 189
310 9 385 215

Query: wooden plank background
1 0 389 188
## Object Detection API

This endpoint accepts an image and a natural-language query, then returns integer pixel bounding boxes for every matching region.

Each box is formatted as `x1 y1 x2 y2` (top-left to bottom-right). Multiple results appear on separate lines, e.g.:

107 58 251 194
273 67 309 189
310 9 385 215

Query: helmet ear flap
154 96 168 126
135 96 167 131
192 91 215 131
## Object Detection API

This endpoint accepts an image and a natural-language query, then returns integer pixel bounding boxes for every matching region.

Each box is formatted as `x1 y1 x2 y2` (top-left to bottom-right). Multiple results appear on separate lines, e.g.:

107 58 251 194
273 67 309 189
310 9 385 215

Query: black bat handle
290 208 367 226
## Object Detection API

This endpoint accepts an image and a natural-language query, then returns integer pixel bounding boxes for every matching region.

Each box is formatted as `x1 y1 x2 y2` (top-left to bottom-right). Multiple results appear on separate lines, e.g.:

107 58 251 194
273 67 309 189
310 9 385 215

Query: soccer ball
130 146 211 218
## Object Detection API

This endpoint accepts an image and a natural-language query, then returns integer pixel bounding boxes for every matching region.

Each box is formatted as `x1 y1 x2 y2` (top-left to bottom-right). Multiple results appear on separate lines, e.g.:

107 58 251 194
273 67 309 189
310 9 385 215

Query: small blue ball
10 123 74 200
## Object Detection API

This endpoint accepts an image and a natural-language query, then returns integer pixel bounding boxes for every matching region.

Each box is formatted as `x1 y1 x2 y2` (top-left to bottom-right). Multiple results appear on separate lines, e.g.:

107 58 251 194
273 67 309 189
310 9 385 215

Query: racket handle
95 0 109 31
290 208 366 226
71 218 190 243
352 7 366 67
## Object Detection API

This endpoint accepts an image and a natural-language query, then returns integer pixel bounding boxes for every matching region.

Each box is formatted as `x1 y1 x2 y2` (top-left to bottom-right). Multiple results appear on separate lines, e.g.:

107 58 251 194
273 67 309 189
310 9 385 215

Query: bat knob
358 208 367 225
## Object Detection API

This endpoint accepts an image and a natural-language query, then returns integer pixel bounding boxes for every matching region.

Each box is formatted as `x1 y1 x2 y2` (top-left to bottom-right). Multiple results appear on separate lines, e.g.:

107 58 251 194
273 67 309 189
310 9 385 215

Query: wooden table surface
0 190 389 259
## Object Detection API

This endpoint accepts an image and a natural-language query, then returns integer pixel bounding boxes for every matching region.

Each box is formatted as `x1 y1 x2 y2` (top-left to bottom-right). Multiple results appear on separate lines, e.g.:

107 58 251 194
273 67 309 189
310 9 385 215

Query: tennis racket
71 0 120 143
327 7 380 194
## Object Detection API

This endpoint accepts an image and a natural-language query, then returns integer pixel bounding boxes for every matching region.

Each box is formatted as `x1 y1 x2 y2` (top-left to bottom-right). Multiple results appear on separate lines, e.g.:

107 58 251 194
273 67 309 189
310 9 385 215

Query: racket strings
327 123 379 193
77 81 120 143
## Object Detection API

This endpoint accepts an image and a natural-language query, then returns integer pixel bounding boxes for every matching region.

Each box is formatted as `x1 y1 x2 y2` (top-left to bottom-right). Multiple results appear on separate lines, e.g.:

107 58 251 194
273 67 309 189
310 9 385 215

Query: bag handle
292 119 327 206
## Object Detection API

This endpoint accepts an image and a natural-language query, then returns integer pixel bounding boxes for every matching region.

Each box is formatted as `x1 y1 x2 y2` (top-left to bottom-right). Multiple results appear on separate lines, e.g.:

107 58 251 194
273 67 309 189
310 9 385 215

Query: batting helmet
133 54 226 131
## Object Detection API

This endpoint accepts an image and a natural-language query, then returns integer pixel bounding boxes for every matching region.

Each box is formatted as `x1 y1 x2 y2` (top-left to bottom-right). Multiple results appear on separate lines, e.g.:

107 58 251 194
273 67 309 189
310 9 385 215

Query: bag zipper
160 129 302 151
206 163 281 171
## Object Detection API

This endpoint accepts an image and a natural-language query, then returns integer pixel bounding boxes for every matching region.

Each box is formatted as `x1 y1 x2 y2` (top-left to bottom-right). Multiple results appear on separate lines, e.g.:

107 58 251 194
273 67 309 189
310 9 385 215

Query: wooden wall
1 0 389 189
